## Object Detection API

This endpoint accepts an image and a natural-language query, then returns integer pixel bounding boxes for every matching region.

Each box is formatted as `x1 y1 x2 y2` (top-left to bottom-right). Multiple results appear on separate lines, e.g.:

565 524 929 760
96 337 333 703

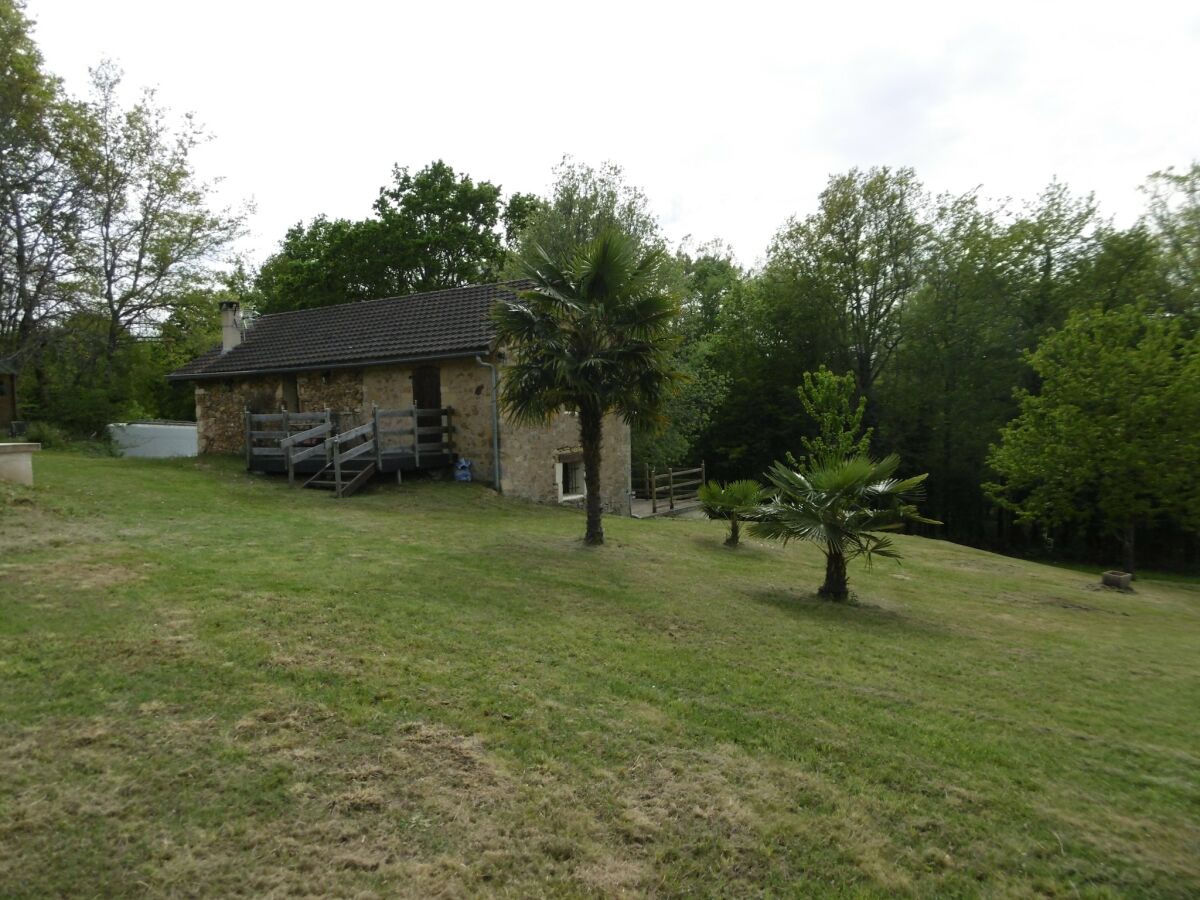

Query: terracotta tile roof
168 282 528 381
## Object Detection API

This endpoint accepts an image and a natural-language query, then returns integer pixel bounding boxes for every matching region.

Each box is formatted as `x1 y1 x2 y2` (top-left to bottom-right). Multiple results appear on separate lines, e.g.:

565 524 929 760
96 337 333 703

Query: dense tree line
3 0 1196 569
689 169 1199 570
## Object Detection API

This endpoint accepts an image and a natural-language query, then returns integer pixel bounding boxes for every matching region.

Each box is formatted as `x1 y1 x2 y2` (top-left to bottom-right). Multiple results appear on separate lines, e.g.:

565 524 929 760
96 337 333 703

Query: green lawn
2 453 1197 897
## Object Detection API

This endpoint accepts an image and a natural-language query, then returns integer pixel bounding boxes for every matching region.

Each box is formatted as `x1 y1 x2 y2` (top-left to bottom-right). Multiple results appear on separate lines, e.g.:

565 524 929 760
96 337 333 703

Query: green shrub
23 421 71 449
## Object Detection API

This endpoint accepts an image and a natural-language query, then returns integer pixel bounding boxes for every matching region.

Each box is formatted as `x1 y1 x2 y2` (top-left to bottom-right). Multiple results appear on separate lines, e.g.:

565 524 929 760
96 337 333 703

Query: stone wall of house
501 412 631 514
440 359 498 485
194 359 502 476
192 356 632 515
194 377 284 454
358 358 500 483
296 369 366 429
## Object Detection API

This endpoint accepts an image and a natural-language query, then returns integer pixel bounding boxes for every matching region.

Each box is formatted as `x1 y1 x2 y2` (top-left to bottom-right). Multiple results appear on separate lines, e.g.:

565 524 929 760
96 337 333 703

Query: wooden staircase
246 404 456 499
304 457 376 498
298 418 379 498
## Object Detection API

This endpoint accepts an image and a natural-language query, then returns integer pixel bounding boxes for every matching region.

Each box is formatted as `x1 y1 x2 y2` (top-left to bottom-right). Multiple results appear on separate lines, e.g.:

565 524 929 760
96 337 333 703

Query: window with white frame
556 454 585 501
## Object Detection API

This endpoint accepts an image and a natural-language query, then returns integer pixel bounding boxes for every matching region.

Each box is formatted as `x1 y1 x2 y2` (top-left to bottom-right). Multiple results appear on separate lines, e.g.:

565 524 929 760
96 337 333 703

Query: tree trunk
580 406 604 546
1122 524 1136 580
819 548 849 600
726 515 740 547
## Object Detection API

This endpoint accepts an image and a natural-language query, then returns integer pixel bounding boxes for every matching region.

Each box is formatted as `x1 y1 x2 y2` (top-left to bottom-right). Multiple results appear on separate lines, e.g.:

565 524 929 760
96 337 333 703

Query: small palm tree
749 454 939 601
698 480 764 546
492 229 679 545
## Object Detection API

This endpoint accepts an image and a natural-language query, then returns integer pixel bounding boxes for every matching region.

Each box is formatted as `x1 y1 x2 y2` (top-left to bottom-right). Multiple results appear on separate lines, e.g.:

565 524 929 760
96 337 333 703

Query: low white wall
108 422 198 458
0 442 40 486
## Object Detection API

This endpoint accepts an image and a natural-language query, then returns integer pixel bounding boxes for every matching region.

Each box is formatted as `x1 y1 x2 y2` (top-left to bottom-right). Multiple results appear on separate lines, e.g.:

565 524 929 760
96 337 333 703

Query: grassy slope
1 453 1197 898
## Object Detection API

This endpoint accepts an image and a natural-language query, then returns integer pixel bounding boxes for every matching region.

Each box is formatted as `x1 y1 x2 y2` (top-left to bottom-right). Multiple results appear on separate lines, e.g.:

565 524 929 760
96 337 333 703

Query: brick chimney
220 301 243 354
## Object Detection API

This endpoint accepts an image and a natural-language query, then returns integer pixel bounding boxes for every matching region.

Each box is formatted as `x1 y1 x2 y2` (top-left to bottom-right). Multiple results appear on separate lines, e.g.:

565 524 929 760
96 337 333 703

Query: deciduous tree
508 157 667 267
986 304 1200 574
794 365 872 465
255 160 524 313
83 62 243 363
0 0 93 371
767 167 928 412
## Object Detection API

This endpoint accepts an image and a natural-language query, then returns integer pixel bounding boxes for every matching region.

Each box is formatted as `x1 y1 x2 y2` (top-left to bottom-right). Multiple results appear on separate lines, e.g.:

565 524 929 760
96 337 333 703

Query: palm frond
491 227 682 429
751 454 938 567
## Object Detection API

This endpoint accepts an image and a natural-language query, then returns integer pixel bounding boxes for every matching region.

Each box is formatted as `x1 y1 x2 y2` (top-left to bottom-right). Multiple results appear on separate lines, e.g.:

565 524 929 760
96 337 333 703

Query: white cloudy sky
24 0 1200 268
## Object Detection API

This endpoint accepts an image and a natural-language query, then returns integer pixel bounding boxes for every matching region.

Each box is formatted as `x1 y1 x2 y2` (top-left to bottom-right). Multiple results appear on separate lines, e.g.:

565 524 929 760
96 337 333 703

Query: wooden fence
245 406 455 493
642 462 706 514
245 410 331 475
372 406 455 468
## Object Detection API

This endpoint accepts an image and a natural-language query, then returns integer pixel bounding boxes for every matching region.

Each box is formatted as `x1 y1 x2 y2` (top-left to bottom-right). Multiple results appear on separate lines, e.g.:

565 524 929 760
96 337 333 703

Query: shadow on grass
750 588 943 636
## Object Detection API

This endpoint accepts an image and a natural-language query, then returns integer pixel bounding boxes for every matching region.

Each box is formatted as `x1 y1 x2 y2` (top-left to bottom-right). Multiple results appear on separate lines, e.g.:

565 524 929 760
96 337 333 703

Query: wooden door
412 366 442 449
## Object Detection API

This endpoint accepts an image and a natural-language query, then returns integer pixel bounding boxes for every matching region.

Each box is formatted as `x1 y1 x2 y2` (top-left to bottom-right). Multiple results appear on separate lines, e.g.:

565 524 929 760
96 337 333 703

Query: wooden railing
245 406 454 485
281 420 335 486
325 419 376 497
642 462 706 514
373 405 454 469
245 410 331 474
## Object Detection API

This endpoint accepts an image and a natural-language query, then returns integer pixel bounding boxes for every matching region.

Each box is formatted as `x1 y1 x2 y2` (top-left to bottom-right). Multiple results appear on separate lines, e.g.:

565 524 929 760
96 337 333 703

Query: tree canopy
254 160 526 314
986 304 1200 573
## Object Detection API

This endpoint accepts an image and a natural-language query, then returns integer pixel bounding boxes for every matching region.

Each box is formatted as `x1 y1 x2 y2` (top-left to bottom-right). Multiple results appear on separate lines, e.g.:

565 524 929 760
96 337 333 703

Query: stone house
167 283 632 513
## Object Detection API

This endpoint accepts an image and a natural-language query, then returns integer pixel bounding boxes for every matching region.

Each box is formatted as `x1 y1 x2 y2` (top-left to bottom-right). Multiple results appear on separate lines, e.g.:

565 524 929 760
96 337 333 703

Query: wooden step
300 460 377 497
339 462 376 498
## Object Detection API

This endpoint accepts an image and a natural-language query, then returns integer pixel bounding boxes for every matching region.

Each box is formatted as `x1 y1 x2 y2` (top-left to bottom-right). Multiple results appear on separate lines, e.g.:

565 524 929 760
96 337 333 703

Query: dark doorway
412 365 442 444
0 373 15 433
282 376 299 412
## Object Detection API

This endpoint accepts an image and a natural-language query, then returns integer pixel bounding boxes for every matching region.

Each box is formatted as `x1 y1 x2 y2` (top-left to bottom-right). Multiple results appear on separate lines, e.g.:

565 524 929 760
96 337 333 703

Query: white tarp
108 421 198 458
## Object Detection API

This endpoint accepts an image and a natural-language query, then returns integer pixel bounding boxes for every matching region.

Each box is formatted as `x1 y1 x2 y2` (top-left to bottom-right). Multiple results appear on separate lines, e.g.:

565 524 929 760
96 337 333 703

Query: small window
561 461 584 498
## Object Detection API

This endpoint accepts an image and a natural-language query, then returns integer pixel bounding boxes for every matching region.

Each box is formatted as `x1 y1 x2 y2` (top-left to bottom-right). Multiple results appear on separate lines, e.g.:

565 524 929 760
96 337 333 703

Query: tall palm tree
750 454 939 600
492 229 680 545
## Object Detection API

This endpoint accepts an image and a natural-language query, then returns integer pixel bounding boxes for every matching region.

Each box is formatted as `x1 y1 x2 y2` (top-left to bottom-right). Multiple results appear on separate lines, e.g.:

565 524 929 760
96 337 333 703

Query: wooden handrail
255 405 457 486
290 441 329 464
375 406 451 418
334 421 374 443
248 411 328 423
339 440 375 463
280 422 331 448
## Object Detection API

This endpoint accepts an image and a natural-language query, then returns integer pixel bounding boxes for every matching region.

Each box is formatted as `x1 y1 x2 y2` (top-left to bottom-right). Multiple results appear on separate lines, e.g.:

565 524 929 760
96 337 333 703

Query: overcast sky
25 0 1200 269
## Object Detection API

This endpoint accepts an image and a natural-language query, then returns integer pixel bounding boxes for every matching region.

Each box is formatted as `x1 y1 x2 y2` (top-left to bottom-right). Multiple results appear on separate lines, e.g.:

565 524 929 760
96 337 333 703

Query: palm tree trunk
580 406 604 546
726 515 740 546
820 548 849 600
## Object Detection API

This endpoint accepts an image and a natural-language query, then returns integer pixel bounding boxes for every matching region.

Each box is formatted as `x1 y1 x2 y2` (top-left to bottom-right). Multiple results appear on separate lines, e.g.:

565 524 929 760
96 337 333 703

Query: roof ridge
169 279 524 381
250 280 529 323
